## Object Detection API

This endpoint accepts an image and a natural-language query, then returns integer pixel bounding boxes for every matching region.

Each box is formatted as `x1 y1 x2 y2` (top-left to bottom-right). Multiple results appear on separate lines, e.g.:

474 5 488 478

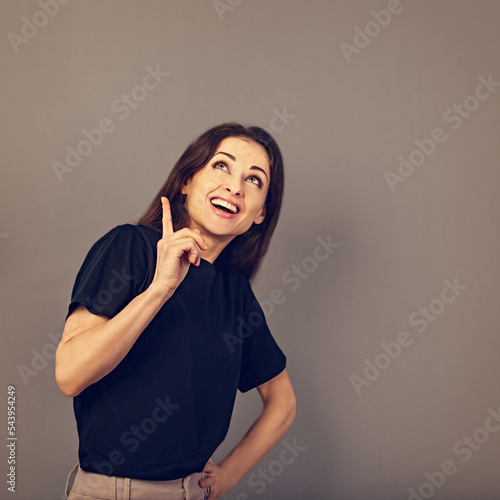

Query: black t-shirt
67 224 286 480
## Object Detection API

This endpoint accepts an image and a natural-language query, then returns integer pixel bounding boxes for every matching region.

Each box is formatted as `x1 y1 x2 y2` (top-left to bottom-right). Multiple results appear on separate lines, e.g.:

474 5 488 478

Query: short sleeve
238 285 287 393
67 224 149 319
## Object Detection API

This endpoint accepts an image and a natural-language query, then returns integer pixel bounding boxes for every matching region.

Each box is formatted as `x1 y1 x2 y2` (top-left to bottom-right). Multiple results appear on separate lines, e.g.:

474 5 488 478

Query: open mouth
210 198 240 214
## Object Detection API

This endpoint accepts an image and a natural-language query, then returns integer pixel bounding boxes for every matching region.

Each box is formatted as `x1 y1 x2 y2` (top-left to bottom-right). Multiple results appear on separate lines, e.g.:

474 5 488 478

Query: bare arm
56 285 170 397
200 368 297 499
55 197 207 397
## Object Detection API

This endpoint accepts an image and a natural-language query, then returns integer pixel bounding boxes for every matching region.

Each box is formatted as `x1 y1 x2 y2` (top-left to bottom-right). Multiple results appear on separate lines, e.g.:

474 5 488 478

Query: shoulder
123 223 161 245
96 223 160 247
83 224 160 265
105 223 159 238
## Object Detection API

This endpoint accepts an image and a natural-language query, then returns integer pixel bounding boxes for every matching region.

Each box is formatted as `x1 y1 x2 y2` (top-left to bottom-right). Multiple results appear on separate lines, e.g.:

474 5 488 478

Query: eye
246 175 263 188
213 161 229 172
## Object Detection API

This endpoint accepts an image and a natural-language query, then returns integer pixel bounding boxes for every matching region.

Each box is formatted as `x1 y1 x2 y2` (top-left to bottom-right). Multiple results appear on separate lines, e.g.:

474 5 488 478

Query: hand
199 458 233 500
150 197 207 296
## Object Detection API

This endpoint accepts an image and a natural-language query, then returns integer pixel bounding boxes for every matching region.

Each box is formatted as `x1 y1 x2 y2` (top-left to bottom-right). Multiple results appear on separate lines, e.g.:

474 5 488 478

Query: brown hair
137 122 285 281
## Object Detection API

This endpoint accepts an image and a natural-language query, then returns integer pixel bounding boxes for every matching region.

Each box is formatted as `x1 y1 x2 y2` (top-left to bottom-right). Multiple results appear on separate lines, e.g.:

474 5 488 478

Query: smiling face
181 136 270 246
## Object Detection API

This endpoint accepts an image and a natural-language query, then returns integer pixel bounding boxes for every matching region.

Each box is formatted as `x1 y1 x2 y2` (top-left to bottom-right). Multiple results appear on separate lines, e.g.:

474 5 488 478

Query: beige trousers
65 463 210 500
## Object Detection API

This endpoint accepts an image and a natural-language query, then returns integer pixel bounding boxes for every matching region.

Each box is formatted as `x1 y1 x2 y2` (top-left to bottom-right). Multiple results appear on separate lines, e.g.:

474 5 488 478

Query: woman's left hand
199 458 233 499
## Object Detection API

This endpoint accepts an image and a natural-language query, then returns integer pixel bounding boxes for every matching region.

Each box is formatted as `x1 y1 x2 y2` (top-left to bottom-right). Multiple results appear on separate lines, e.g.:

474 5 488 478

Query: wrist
217 460 241 490
145 281 175 305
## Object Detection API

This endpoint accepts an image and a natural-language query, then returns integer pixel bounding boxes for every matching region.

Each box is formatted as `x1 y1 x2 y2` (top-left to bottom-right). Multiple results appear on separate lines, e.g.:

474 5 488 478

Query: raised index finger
161 196 174 237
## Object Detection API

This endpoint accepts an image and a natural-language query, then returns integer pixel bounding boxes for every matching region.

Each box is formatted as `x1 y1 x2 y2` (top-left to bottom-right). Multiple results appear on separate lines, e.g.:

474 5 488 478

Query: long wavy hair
137 122 285 281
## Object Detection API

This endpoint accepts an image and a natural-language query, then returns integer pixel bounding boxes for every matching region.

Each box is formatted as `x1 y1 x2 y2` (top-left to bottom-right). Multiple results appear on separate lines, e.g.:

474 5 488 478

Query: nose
223 179 243 196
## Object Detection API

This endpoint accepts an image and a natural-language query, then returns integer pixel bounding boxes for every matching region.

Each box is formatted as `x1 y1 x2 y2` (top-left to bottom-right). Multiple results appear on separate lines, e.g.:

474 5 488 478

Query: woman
56 122 296 500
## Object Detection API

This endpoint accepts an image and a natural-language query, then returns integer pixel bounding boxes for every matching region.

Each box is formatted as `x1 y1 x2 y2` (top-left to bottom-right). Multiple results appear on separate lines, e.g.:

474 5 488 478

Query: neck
199 232 235 264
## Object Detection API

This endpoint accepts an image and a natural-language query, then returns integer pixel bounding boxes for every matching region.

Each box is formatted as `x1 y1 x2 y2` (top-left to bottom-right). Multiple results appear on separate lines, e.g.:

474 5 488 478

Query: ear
253 205 266 225
181 179 190 195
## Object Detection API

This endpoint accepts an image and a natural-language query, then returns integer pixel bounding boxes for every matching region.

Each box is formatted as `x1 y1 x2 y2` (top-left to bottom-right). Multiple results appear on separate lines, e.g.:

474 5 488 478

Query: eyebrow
214 151 269 179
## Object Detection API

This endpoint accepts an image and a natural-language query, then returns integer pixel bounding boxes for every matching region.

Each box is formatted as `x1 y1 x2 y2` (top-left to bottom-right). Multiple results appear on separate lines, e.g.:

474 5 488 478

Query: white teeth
211 198 238 214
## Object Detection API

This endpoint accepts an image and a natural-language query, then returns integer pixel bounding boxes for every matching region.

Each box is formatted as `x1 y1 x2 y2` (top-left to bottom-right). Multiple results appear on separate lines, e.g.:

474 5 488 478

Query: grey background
1 1 500 499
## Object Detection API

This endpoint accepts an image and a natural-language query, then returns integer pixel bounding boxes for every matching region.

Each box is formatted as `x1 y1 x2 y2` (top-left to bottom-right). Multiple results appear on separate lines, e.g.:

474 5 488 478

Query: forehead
214 137 270 176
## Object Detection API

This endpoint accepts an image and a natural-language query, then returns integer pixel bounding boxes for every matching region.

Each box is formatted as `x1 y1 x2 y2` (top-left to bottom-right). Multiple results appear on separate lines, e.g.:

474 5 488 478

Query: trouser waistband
65 463 209 500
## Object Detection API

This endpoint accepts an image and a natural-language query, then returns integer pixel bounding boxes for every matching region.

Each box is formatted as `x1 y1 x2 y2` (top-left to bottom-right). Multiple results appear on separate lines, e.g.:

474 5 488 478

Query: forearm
218 394 296 489
56 283 172 397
